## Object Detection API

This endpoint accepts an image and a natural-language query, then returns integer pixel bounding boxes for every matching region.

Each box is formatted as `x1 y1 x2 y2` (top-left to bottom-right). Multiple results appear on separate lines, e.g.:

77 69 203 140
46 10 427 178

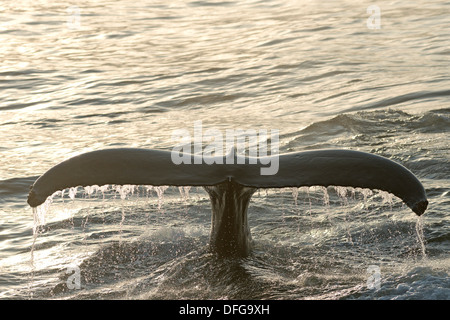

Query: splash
378 190 394 210
29 184 173 247
358 188 373 209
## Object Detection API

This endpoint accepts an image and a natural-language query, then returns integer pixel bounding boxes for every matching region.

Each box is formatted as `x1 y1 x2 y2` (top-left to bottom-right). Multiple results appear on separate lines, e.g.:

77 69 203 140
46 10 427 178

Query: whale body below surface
27 148 428 257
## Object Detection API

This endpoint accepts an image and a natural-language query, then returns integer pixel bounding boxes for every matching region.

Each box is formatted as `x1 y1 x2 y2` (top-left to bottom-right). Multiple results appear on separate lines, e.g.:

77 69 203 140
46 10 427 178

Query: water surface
0 0 449 300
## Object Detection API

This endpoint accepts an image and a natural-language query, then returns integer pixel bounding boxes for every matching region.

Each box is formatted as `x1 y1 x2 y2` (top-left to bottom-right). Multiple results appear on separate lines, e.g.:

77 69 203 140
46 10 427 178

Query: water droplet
318 186 329 206
154 186 168 211
291 187 298 206
69 187 78 201
178 186 191 202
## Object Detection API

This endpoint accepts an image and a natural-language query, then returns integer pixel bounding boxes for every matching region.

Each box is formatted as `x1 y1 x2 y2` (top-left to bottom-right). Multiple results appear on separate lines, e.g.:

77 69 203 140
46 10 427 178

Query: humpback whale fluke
27 148 428 257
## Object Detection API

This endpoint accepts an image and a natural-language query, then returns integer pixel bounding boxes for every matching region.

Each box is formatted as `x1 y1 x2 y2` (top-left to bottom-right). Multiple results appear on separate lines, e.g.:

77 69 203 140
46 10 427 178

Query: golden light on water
0 0 448 300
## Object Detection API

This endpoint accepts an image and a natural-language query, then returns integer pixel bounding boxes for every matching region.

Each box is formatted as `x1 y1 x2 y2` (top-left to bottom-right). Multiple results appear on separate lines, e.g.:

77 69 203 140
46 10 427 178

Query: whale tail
27 148 428 257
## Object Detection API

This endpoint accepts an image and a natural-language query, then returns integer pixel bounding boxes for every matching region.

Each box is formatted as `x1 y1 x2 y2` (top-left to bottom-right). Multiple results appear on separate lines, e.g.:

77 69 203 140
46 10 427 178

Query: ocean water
0 0 449 300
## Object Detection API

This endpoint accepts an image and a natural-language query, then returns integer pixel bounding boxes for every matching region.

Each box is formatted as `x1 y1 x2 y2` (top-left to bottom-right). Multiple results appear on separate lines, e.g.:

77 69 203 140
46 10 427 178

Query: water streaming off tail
415 216 427 258
26 183 432 299
178 186 192 202
31 184 425 246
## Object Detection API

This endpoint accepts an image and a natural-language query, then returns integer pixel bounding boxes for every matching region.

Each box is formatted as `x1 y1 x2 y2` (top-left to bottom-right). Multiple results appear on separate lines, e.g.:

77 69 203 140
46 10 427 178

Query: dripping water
27 183 430 299
69 187 77 202
333 186 354 245
179 186 192 215
29 198 52 299
320 186 330 207
415 216 427 259
359 188 373 210
178 186 191 202
154 186 169 212
116 185 135 225
291 187 298 207
285 186 428 257
291 187 301 232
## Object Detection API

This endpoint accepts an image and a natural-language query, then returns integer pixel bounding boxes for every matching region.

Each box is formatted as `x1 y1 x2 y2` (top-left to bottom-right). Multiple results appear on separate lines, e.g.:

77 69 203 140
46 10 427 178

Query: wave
346 89 450 113
300 108 450 136
283 108 449 180
0 176 37 199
